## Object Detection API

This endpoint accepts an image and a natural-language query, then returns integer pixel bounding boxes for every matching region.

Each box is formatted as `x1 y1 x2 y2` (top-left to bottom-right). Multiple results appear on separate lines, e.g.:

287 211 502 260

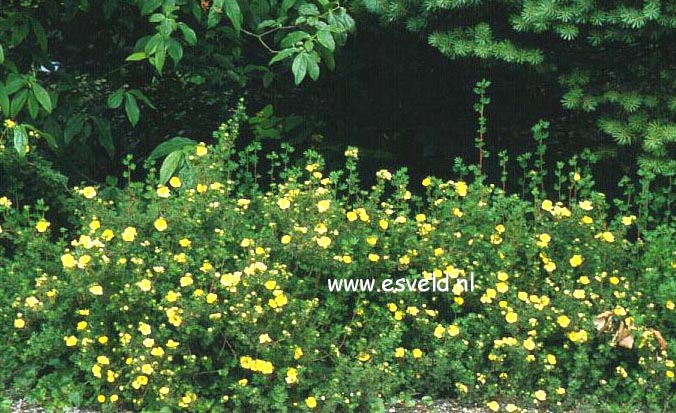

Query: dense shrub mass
1 115 675 413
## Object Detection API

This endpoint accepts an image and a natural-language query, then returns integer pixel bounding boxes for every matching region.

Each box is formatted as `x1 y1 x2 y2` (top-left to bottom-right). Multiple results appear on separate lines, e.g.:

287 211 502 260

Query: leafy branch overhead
0 0 354 161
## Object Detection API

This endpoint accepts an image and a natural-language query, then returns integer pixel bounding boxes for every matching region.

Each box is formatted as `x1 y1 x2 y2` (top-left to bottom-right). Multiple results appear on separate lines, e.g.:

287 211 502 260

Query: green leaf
178 23 197 46
299 4 319 16
27 94 39 119
317 28 335 52
31 19 47 51
281 0 297 11
224 0 243 32
153 44 167 73
92 116 115 157
64 113 87 145
148 136 197 160
292 53 307 85
10 89 28 118
0 44 4 64
269 48 296 65
306 53 320 80
32 83 52 113
13 126 28 157
107 90 124 108
141 0 163 15
124 94 140 126
281 31 310 48
159 150 184 184
126 51 147 61
0 84 10 114
207 7 222 28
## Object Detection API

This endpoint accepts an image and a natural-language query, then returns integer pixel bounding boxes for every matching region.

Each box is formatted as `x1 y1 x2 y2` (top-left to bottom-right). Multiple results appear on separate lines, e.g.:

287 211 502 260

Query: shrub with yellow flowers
1 112 675 413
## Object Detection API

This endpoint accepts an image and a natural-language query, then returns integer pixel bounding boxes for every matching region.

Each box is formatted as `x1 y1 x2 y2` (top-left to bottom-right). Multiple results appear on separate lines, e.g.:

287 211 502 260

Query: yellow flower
121 226 137 242
154 217 168 232
138 322 152 335
379 219 389 230
81 186 97 199
137 279 152 292
64 336 78 347
294 347 304 360
412 348 423 358
317 199 331 212
101 229 114 241
395 347 405 358
541 199 553 211
277 198 291 209
4 119 17 128
487 401 499 412
455 181 468 197
259 333 272 344
366 235 378 246
61 253 77 269
97 355 110 365
546 354 557 365
195 144 208 156
601 231 615 242
569 254 583 267
433 325 446 338
621 215 635 226
578 200 593 211
305 396 317 409
156 186 171 198
169 176 182 187
580 215 593 224
523 338 536 351
448 325 460 337
422 177 432 187
506 404 519 413
35 220 50 233
666 301 675 310
77 321 88 330
285 367 298 384
346 210 358 221
316 236 332 248
196 183 207 193
89 284 104 295
368 253 380 262
557 315 571 328
556 387 566 395
180 275 194 287
14 318 25 329
534 390 547 401
505 312 518 324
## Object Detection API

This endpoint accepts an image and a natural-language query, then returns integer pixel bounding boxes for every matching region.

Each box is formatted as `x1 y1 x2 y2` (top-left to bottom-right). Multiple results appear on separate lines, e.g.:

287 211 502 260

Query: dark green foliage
360 0 676 175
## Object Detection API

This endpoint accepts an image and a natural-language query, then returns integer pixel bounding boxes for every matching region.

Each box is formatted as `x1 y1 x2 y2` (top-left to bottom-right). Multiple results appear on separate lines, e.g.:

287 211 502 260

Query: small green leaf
107 90 124 108
306 53 320 80
281 0 297 11
269 48 296 65
292 53 308 85
178 23 197 46
0 84 10 113
141 0 163 15
27 94 39 118
0 44 5 64
126 52 147 61
64 113 87 144
13 126 28 157
125 94 140 126
92 116 115 157
159 151 183 185
317 29 335 52
148 137 197 160
10 89 28 118
224 0 243 32
32 83 53 113
281 31 310 48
